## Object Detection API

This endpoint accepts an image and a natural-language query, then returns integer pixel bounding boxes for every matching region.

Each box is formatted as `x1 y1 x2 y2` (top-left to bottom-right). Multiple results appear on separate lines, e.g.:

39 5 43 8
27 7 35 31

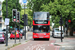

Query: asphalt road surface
10 32 60 50
10 39 59 50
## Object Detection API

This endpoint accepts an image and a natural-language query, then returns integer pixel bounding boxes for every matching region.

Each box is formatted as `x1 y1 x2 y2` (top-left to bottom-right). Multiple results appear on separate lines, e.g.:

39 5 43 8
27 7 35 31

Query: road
1 31 75 50
10 31 60 50
10 40 59 50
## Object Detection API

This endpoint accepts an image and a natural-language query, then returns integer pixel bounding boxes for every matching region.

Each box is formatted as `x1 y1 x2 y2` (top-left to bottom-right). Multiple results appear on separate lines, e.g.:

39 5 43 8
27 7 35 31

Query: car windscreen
0 33 2 38
11 32 15 34
33 12 49 20
33 25 50 33
54 29 63 32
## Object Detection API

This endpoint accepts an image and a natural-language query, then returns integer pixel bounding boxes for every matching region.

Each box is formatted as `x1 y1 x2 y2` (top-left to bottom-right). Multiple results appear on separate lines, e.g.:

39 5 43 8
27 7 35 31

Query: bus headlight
45 35 49 37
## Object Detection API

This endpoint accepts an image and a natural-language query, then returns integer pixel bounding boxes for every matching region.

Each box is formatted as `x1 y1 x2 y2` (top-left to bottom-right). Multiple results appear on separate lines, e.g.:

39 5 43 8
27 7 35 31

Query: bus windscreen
33 25 50 33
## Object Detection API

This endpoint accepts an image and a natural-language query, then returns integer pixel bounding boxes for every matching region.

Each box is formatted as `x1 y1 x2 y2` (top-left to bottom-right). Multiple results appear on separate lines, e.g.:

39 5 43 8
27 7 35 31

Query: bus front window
33 25 50 33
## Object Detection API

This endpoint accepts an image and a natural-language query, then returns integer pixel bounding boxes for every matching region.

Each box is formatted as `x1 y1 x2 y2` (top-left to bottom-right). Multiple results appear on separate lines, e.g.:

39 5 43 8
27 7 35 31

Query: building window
0 11 1 15
0 23 2 27
0 17 2 22
0 4 1 9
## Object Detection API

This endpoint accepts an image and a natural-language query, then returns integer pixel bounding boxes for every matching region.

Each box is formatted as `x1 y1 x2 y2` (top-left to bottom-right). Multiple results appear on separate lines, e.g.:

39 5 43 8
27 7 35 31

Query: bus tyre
10 38 12 39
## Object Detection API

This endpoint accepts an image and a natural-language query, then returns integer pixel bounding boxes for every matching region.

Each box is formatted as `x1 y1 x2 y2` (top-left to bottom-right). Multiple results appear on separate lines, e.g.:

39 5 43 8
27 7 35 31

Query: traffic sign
23 0 27 3
5 18 10 25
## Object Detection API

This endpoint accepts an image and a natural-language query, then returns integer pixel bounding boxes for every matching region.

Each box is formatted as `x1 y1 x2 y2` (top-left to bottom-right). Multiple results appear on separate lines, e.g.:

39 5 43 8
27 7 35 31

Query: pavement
0 32 31 50
53 36 75 50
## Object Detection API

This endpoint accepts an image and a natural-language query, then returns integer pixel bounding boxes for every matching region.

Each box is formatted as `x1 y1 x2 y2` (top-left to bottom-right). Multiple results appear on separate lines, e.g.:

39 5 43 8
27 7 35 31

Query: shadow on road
0 42 5 44
53 37 64 39
33 38 49 41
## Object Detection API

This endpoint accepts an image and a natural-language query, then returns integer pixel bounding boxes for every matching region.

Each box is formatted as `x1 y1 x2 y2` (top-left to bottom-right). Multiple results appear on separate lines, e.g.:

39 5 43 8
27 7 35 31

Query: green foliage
41 0 75 28
27 0 75 28
27 0 50 11
20 9 33 27
2 0 21 27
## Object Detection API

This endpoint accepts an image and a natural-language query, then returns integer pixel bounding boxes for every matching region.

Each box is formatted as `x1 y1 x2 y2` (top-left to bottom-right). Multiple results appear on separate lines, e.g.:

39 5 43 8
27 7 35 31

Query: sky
0 0 23 3
0 0 27 5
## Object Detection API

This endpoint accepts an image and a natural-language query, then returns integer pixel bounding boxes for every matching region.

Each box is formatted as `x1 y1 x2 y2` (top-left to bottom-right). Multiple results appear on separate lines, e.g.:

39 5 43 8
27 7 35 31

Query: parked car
52 28 64 38
20 30 24 36
0 32 6 43
10 30 22 39
0 29 10 38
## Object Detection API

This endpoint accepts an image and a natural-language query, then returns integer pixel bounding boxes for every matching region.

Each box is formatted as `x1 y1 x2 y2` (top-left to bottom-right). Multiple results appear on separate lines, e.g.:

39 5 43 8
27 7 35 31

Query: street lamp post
6 0 8 46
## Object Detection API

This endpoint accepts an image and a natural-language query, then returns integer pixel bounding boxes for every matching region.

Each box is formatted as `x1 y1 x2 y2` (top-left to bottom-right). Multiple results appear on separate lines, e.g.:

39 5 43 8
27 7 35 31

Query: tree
2 0 21 27
20 9 33 26
27 0 50 11
27 0 75 36
41 0 75 36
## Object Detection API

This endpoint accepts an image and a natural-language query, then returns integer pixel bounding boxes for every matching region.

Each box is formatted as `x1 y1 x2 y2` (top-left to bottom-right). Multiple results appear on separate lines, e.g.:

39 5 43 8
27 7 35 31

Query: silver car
52 28 64 38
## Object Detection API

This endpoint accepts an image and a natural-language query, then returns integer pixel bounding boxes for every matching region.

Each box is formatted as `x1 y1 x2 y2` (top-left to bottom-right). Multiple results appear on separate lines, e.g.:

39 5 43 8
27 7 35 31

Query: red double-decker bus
33 12 50 40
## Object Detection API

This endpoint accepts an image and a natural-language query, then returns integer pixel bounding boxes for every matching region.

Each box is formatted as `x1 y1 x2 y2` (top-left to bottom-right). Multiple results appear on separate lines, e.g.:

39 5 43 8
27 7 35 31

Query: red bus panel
33 32 50 38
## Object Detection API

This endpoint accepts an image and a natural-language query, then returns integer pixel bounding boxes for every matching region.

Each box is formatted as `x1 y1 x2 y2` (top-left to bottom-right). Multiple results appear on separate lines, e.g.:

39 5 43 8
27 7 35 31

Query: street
0 0 75 50
9 31 75 50
10 31 58 50
0 32 75 50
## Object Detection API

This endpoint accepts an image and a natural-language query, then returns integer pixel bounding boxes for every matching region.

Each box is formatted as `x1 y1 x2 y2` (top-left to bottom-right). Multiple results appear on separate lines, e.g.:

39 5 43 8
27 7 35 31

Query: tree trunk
70 28 73 36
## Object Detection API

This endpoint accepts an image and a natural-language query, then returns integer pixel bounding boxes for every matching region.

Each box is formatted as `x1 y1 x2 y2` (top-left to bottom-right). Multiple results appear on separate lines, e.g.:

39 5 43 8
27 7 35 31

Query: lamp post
6 0 8 46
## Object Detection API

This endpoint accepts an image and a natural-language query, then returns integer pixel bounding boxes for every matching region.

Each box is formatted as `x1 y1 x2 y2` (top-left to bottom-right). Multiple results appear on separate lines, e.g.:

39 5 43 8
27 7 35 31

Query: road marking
55 46 60 50
30 44 32 45
24 44 46 50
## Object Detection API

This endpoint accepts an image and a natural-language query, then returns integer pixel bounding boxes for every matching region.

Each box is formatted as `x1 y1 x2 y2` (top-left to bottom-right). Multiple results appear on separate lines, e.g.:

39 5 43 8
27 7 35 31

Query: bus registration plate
40 37 43 38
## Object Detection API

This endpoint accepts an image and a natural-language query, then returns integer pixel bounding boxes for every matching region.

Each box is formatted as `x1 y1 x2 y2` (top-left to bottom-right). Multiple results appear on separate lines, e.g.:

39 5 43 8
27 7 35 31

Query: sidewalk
0 32 31 50
54 36 75 50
